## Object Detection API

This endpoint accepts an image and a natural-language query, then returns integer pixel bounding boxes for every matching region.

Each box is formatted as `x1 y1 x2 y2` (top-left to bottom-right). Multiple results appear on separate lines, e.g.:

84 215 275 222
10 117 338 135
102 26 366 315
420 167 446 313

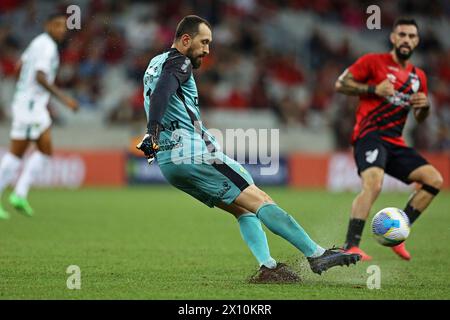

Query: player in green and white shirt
137 15 361 280
0 13 78 219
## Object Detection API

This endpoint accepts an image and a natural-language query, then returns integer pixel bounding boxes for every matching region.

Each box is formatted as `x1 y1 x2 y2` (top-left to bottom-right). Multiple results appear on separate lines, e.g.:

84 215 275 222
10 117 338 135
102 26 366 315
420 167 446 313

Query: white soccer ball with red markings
372 207 410 247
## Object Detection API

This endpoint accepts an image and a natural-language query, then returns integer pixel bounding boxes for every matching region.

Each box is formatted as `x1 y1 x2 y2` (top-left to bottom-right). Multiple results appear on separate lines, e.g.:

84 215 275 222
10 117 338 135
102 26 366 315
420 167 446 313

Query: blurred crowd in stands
1 0 449 151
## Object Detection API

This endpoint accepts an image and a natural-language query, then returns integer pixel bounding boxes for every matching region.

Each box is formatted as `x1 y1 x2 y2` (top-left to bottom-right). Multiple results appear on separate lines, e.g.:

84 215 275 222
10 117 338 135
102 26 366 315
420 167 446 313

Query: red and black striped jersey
347 52 428 146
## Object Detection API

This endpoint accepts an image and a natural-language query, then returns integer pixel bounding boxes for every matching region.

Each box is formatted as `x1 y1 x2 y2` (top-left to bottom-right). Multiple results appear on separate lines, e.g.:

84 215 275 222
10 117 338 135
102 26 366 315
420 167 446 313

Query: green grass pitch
0 186 449 299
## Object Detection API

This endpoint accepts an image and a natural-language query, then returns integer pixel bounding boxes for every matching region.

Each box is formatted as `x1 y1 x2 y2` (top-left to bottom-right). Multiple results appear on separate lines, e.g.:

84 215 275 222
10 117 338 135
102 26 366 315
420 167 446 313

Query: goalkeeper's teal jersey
143 48 220 165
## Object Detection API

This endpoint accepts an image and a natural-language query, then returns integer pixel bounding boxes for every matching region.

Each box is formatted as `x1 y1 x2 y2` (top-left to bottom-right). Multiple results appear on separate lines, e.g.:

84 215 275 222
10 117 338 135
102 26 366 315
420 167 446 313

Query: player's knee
361 168 384 195
254 187 273 204
433 172 444 189
426 173 444 191
260 191 273 204
419 168 443 191
363 179 383 196
236 185 274 213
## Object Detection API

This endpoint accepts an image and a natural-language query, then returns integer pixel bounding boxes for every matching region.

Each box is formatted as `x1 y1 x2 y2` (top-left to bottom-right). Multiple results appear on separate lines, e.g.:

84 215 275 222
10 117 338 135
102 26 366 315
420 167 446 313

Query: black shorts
353 132 428 184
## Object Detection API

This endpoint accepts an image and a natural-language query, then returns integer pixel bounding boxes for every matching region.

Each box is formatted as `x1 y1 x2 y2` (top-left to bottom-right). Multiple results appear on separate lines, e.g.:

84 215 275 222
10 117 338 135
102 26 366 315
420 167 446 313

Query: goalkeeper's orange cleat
344 246 372 261
391 242 411 261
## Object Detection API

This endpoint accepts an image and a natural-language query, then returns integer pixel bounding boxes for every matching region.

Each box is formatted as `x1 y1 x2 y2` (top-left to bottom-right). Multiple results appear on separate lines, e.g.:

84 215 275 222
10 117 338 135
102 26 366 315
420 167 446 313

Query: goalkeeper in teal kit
137 15 361 282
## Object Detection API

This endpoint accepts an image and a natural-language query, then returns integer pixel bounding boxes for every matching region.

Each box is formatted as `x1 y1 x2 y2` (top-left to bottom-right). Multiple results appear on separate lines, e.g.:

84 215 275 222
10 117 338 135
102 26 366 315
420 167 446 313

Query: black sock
344 218 366 249
404 204 421 225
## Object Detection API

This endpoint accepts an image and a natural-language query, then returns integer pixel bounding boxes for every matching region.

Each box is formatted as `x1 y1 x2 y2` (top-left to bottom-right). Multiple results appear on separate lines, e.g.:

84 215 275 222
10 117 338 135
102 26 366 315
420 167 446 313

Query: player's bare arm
36 70 79 112
335 70 395 97
410 92 430 123
335 70 369 96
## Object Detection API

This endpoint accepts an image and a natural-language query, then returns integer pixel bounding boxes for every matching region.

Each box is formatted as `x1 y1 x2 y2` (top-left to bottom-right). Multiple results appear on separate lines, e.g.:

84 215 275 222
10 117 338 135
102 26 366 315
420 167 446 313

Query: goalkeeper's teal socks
238 213 277 269
257 203 325 258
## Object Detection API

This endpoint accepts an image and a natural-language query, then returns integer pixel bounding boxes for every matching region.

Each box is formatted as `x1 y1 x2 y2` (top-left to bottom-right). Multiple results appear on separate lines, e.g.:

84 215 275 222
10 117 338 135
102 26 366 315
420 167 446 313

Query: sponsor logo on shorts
365 149 379 164
217 181 232 198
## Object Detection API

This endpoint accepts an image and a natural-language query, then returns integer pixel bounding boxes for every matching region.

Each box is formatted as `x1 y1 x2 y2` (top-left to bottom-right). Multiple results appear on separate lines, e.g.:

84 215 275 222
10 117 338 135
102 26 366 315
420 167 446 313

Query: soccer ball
371 207 410 247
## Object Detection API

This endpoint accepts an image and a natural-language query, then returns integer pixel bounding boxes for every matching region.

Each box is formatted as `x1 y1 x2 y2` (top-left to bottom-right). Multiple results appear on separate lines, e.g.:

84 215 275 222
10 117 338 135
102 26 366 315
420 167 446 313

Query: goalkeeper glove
136 121 162 165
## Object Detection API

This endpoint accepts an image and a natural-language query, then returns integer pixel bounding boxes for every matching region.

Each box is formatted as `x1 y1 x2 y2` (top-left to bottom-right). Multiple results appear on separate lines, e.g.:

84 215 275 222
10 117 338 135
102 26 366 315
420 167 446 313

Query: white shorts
10 115 52 140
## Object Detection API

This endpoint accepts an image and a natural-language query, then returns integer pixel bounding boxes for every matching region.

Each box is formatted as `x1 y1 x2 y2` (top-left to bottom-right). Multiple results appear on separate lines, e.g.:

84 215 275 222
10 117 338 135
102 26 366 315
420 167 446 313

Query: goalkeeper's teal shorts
159 152 254 208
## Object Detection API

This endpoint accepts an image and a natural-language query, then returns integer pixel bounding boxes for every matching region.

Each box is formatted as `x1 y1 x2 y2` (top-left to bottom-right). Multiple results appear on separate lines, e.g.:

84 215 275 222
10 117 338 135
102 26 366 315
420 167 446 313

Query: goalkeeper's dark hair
175 15 211 40
393 17 419 31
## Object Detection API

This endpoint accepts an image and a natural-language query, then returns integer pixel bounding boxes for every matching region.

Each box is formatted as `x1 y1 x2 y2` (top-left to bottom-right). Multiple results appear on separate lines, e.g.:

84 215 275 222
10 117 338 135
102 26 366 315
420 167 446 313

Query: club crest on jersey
410 73 420 93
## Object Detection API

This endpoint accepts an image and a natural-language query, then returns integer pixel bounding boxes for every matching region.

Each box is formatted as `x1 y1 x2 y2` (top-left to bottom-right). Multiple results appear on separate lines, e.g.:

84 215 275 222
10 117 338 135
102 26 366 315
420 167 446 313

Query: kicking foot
249 263 300 284
308 247 361 275
0 205 10 220
344 246 372 261
391 242 411 261
9 193 34 217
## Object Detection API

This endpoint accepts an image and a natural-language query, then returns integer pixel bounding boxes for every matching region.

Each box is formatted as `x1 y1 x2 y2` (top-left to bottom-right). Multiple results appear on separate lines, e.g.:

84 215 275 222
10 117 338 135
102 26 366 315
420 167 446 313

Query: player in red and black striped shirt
335 18 443 261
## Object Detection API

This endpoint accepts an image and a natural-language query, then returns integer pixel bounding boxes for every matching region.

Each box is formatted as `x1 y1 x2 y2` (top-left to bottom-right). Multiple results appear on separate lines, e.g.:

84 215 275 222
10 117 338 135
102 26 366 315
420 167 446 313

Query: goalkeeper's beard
187 48 203 69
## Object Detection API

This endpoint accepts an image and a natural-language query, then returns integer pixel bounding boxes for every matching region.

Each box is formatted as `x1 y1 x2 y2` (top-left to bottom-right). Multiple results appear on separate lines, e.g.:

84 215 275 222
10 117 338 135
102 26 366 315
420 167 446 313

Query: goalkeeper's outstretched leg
232 184 361 274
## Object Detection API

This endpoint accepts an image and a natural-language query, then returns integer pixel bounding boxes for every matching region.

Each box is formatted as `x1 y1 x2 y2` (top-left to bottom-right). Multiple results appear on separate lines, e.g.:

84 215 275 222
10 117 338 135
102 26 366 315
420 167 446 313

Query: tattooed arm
335 69 371 96
335 69 394 97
